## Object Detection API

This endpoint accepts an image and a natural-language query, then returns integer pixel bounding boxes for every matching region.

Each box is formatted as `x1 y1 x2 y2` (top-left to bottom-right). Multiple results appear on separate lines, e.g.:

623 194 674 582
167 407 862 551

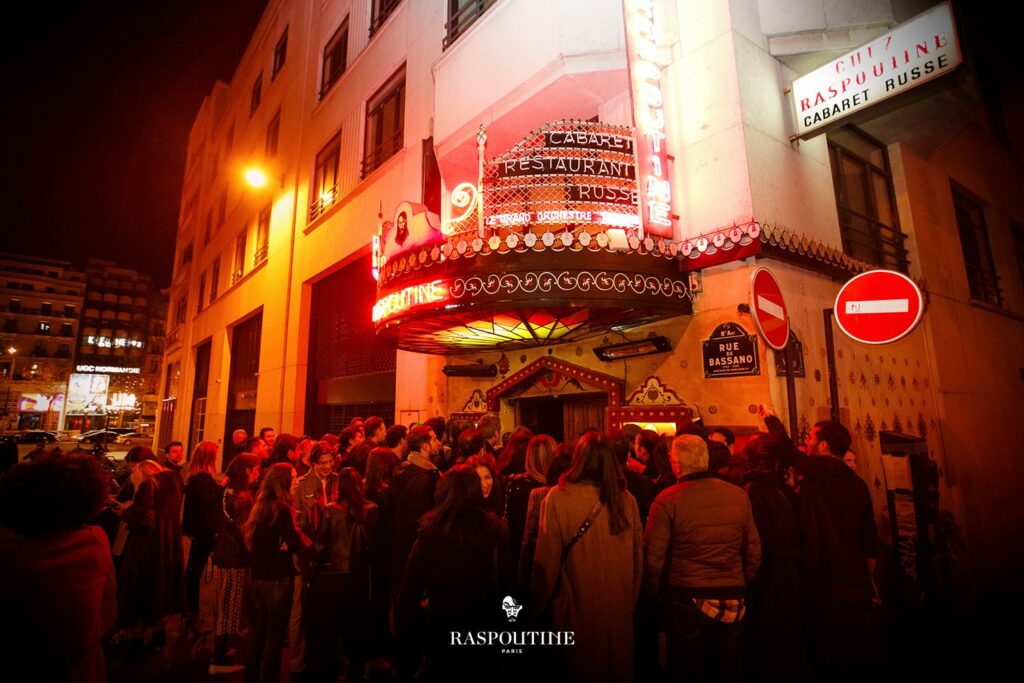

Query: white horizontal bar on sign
845 298 909 314
756 295 785 320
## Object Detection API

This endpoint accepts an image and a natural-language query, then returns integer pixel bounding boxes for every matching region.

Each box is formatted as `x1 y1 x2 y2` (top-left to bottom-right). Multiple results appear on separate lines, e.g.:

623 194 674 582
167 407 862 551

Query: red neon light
372 279 449 323
625 0 675 239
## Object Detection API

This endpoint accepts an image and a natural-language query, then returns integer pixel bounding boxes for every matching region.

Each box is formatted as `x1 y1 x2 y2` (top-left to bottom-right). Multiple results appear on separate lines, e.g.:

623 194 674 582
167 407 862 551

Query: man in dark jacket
644 434 761 683
764 409 879 681
389 425 441 593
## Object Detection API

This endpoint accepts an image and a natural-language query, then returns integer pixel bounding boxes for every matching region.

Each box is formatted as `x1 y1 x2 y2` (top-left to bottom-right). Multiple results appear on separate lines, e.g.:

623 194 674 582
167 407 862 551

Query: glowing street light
244 166 269 188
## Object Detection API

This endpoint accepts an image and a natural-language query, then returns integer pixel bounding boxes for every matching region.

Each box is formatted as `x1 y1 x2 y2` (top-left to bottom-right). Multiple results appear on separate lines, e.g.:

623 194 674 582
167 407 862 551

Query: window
58 342 70 358
60 323 73 337
310 134 341 221
272 28 288 79
370 0 403 36
175 296 187 325
250 72 262 116
266 110 281 158
953 185 1002 306
41 302 52 315
204 210 213 245
233 231 247 284
1013 220 1024 295
218 190 228 226
9 299 20 312
64 304 75 317
197 273 206 314
38 321 51 333
827 127 908 271
444 0 498 49
181 241 194 267
362 67 405 178
210 258 220 303
321 19 349 97
255 204 271 266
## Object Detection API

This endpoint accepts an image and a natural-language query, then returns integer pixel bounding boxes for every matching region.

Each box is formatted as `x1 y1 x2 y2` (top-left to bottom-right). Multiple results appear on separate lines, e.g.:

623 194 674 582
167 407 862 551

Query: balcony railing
253 243 269 267
231 267 244 285
360 129 403 179
309 184 339 222
443 0 498 50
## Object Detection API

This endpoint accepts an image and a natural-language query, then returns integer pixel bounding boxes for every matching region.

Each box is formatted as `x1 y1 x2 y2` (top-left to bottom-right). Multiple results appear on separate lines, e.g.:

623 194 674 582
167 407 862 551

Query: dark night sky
1 0 268 287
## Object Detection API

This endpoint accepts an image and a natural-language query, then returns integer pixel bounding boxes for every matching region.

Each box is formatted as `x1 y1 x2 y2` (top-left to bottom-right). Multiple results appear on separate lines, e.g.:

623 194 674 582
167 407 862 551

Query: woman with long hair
398 464 514 680
116 458 185 651
504 433 557 564
532 432 642 683
305 468 379 681
181 440 223 636
496 429 532 475
243 463 311 683
466 452 503 515
209 453 260 672
517 441 573 591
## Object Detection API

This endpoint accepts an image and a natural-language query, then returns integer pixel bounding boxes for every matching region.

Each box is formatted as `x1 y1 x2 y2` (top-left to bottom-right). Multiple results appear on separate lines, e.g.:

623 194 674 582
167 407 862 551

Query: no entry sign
750 267 790 351
834 270 924 344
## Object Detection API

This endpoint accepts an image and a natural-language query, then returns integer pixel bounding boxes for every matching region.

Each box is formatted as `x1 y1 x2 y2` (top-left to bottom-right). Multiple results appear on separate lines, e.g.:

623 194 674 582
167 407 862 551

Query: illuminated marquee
485 210 640 228
372 280 449 323
624 0 674 238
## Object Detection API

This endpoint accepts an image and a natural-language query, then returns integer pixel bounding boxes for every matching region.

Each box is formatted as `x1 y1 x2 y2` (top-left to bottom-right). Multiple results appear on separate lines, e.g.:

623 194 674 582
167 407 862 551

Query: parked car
116 432 154 447
76 430 122 445
15 431 58 444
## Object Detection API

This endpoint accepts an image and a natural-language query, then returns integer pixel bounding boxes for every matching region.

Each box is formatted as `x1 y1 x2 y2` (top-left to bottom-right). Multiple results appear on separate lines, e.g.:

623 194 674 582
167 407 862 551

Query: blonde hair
524 434 557 484
187 441 219 481
131 459 169 491
671 435 709 474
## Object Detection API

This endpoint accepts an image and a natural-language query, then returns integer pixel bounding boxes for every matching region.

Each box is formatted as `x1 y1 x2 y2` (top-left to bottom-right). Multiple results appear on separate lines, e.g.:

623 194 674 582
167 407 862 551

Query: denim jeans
663 597 743 683
246 578 293 683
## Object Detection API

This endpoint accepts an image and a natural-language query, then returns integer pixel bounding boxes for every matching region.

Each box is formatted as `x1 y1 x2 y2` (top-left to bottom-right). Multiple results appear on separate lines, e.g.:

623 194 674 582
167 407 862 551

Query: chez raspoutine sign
791 1 961 138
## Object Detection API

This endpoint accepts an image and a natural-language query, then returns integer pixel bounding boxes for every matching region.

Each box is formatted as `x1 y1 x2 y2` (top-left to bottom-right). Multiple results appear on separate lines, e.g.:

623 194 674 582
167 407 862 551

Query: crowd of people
0 405 880 683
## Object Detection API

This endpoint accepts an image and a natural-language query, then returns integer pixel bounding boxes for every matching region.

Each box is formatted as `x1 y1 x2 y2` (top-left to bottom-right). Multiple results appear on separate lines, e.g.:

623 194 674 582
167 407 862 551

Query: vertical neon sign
624 0 674 239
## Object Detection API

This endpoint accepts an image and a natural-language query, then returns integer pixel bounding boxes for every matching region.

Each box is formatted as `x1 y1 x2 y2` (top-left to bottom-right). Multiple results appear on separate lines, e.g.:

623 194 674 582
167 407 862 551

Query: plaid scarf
693 598 746 623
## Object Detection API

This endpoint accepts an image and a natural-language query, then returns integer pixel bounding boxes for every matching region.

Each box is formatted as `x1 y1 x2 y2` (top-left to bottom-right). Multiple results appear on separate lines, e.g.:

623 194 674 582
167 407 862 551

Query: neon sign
373 279 449 323
624 0 674 238
485 210 640 228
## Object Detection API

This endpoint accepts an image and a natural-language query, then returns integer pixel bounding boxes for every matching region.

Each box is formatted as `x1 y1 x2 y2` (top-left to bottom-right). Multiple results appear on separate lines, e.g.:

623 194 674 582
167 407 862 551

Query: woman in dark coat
504 434 556 564
305 468 378 682
117 459 185 648
209 453 260 671
181 440 224 636
742 434 808 682
243 463 311 683
398 464 514 681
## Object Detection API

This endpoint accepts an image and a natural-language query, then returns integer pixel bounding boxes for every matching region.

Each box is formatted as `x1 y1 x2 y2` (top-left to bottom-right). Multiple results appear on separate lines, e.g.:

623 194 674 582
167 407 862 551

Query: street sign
834 270 924 344
703 323 760 378
750 267 790 351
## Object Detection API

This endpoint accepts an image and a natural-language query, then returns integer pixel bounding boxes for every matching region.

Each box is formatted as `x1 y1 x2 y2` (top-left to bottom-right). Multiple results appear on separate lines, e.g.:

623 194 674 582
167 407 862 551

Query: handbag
541 499 603 626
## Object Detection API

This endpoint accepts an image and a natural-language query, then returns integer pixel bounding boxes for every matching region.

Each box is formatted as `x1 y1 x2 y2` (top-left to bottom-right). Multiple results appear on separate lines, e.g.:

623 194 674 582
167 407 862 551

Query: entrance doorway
515 393 607 442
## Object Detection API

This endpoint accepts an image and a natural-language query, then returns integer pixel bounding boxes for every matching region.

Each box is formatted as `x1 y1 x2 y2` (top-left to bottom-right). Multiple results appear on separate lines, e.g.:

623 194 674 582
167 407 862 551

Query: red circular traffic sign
834 270 924 345
750 267 790 351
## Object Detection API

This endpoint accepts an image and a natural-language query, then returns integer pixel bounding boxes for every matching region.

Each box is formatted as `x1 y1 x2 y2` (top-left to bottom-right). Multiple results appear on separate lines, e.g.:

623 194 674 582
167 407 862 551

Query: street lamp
244 166 269 188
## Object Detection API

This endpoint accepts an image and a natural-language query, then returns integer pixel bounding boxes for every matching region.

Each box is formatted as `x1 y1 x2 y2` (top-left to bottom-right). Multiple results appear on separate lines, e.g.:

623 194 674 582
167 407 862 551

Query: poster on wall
702 323 760 378
67 373 110 415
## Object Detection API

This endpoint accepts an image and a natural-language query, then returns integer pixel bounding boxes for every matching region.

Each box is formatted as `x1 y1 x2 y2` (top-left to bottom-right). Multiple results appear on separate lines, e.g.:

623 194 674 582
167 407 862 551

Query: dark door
516 396 566 441
515 393 608 442
223 312 263 450
562 394 607 441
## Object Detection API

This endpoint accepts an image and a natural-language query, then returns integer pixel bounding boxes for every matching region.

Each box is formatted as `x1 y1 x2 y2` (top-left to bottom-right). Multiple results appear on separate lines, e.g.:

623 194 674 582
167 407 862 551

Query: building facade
67 259 166 432
160 0 1022 597
0 253 85 431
